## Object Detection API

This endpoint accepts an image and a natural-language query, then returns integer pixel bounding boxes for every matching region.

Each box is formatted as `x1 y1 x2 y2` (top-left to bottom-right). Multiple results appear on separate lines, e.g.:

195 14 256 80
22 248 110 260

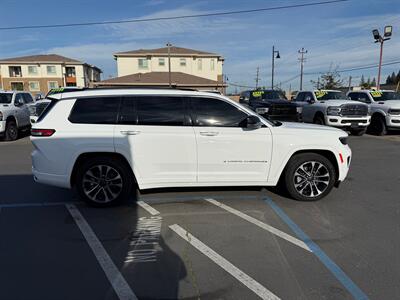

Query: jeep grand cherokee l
31 89 351 206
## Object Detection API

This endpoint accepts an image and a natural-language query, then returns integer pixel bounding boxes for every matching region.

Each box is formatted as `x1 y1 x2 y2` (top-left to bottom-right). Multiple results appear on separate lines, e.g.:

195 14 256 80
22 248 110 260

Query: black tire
4 120 18 141
313 115 325 125
75 156 134 207
284 153 336 201
349 128 366 136
368 115 387 136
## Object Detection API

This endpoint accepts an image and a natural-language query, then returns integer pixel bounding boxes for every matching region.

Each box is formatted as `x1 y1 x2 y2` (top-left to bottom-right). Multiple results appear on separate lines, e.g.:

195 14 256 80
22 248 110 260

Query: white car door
13 94 29 127
114 95 197 187
190 96 272 183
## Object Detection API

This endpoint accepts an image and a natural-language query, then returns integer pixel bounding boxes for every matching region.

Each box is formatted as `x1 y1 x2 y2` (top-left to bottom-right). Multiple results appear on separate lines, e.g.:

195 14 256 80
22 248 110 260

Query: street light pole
372 26 392 90
166 42 172 88
271 46 280 89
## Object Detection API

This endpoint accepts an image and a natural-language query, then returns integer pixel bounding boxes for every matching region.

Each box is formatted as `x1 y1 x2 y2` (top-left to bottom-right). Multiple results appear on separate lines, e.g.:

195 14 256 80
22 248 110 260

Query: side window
348 92 357 101
136 96 184 126
304 92 313 101
23 93 34 104
69 97 120 124
295 92 304 102
119 97 137 125
191 97 248 127
15 94 24 105
358 93 370 103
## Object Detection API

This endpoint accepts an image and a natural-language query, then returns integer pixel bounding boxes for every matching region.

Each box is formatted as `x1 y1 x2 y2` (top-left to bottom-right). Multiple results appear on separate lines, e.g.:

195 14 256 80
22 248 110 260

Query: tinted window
136 96 184 126
191 97 248 127
69 97 120 124
119 97 137 125
0 93 12 104
295 92 305 102
314 91 346 100
250 90 287 101
304 92 314 101
23 93 34 104
15 94 24 104
349 93 369 103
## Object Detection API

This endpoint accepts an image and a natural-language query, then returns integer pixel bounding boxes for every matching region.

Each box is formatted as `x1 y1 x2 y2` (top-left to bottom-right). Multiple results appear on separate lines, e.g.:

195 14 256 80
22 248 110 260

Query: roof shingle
0 54 82 63
115 46 220 57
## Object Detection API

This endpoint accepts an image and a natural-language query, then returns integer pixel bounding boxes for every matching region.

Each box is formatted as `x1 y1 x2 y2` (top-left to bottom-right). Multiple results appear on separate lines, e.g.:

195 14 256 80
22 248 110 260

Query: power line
0 0 350 31
304 60 400 75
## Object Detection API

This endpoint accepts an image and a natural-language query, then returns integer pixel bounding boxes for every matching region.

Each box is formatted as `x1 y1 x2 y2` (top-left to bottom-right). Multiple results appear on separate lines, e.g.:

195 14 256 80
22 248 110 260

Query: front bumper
325 116 371 129
386 115 400 128
0 121 6 133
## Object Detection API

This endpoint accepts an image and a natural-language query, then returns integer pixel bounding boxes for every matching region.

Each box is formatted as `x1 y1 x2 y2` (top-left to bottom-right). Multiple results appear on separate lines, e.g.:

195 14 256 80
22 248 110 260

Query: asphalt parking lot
0 135 399 300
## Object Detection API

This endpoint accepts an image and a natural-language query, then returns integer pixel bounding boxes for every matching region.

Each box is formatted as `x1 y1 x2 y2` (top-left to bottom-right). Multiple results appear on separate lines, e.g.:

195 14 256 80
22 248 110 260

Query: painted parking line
205 198 311 252
170 224 281 300
137 200 160 216
66 204 138 300
0 201 83 209
265 197 369 300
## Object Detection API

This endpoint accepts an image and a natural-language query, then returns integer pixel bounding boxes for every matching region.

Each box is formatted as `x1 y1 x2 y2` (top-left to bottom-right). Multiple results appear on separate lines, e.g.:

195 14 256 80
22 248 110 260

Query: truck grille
341 104 368 117
269 104 297 115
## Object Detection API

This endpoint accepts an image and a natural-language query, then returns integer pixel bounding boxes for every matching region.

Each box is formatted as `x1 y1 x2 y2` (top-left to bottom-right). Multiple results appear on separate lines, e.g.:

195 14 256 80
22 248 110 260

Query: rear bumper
32 167 70 189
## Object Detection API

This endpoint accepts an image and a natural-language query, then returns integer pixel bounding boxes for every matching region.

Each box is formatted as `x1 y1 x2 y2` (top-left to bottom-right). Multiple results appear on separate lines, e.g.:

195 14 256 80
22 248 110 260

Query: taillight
339 153 344 164
31 129 55 137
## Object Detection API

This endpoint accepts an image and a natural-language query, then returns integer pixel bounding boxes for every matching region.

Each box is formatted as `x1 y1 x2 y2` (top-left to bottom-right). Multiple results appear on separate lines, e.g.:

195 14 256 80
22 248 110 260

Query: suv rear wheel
284 153 336 201
5 120 18 141
75 156 133 207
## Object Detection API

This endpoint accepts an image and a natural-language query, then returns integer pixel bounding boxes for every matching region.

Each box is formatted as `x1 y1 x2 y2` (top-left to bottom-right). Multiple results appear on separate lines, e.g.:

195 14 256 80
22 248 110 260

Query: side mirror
35 94 43 101
244 115 262 129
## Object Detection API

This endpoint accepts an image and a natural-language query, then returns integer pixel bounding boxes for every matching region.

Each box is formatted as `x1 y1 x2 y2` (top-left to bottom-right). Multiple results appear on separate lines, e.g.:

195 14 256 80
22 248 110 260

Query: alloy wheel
293 161 330 198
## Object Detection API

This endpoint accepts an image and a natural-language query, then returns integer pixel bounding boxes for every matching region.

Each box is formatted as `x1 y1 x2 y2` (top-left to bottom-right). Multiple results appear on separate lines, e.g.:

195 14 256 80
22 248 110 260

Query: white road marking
66 204 137 300
137 201 160 216
205 198 312 252
170 224 281 300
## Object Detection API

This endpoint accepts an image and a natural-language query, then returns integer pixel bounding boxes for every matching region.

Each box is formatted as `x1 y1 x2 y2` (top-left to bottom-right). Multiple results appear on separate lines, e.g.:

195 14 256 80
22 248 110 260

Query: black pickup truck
239 89 301 122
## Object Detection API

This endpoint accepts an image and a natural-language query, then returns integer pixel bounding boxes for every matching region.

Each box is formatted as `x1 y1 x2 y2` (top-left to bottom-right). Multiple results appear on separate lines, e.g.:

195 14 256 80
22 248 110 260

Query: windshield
250 90 287 101
0 93 12 104
314 91 346 100
370 91 400 101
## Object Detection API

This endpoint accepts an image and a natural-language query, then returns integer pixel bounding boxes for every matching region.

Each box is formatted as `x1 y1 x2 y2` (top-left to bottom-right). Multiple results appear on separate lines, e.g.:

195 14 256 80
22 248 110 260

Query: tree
396 71 400 84
371 77 376 87
386 75 392 84
311 67 343 89
360 75 365 86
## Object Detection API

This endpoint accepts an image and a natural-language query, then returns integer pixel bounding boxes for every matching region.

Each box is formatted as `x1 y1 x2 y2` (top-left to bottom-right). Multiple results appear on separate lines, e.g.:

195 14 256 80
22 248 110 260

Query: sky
0 0 399 92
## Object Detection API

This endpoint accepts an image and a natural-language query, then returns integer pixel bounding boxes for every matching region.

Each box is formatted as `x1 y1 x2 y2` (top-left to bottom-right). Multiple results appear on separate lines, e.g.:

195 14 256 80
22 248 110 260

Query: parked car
31 89 351 206
0 91 34 141
239 89 301 122
30 99 51 124
293 90 370 136
347 90 400 135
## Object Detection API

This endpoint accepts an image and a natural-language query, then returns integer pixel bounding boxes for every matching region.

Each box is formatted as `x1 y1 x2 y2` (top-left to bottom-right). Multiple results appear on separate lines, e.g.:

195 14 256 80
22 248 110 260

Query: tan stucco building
0 54 102 95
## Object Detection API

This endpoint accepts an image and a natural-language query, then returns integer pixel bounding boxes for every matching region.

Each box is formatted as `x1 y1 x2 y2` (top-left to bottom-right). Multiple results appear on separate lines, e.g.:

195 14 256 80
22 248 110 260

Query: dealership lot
0 136 399 300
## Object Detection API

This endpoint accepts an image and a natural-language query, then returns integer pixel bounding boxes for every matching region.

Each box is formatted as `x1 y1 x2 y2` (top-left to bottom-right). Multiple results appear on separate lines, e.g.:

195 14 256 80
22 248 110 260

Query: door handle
120 130 141 135
200 131 219 136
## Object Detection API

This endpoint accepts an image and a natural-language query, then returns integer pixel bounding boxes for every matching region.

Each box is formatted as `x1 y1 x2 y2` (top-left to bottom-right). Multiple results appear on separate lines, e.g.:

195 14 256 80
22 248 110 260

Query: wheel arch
70 152 138 188
6 115 18 127
313 111 325 121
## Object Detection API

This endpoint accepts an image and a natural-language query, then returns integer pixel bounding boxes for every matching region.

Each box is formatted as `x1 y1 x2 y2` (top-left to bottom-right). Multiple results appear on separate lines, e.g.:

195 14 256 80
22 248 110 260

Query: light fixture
384 25 393 37
276 52 281 59
372 29 380 40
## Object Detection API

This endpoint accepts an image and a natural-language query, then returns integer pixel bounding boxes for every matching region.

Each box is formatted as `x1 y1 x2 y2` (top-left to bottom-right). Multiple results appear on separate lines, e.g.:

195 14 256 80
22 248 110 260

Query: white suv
31 89 351 206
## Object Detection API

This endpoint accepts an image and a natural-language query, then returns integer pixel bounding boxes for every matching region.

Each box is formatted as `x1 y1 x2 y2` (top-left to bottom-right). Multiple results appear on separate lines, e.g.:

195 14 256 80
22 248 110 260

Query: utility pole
317 76 320 89
298 47 308 91
348 76 352 91
271 46 280 90
166 42 172 87
255 67 260 89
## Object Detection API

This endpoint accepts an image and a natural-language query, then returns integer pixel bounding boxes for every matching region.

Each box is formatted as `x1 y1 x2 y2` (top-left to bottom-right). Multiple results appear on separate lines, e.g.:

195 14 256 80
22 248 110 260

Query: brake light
31 129 55 137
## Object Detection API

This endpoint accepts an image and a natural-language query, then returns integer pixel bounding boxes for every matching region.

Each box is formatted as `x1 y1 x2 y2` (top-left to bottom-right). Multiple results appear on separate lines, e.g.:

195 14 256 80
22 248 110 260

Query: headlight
327 106 341 116
296 106 303 114
339 136 348 145
388 109 400 115
0 112 3 121
256 107 269 114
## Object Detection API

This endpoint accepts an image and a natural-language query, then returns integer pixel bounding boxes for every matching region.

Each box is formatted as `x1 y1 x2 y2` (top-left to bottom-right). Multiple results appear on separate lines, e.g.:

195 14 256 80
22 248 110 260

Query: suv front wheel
75 156 133 207
284 153 336 201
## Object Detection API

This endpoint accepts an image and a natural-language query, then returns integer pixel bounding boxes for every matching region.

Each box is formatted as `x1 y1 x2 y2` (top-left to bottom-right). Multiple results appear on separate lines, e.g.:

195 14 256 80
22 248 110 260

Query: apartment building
102 46 226 91
0 54 102 95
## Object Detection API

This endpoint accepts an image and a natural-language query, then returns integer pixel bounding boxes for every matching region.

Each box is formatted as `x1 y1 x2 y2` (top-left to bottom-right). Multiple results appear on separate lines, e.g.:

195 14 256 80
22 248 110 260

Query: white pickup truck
347 90 400 135
293 90 371 136
0 91 34 141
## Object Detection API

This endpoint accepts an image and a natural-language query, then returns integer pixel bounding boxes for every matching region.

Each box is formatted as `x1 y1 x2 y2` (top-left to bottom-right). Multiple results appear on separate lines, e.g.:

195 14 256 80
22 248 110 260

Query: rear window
69 97 120 124
36 99 58 123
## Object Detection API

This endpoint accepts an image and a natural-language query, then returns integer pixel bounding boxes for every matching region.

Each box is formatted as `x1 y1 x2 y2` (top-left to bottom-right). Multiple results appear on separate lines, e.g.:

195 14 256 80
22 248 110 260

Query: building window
138 59 148 69
28 66 38 75
29 81 40 91
197 58 202 71
48 81 59 90
47 66 57 75
180 58 186 67
65 67 76 77
210 59 215 71
10 82 24 91
158 58 165 66
9 66 22 77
